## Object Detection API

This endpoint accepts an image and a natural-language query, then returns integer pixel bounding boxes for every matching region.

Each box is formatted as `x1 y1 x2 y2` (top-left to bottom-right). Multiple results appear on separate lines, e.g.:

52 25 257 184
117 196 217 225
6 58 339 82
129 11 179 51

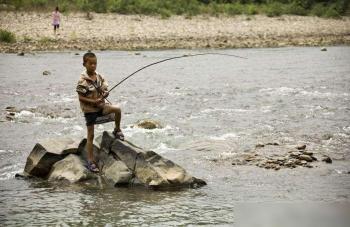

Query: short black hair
83 52 96 64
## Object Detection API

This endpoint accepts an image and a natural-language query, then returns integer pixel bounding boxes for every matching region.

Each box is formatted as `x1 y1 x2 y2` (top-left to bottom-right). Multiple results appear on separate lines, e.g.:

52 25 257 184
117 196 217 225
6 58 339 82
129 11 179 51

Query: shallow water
0 47 350 226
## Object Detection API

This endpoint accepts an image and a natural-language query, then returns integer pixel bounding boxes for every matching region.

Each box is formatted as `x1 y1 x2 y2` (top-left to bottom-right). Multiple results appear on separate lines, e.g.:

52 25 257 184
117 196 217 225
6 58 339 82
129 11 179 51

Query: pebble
321 47 327 51
255 143 265 148
322 155 332 164
17 52 24 56
298 155 313 162
43 70 51 76
296 144 306 150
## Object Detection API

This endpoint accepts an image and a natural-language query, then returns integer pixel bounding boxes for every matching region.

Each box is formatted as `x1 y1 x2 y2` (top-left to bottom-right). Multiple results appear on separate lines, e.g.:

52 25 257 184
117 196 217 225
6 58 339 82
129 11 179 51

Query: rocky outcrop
23 138 80 177
18 131 206 190
48 154 97 183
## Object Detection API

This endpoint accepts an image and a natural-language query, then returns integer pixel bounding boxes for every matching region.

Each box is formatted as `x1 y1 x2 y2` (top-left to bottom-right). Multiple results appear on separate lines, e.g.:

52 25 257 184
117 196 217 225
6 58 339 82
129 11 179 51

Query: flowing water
0 47 350 226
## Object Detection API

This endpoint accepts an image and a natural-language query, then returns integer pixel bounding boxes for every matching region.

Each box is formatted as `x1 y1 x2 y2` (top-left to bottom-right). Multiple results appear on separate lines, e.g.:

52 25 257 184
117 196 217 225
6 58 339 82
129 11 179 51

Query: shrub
310 3 326 17
0 29 16 43
264 2 284 17
284 3 307 16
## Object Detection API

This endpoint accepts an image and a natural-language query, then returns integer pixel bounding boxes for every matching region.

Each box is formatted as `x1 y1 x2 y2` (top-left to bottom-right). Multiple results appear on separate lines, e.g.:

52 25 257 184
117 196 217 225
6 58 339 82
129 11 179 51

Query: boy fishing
76 52 124 173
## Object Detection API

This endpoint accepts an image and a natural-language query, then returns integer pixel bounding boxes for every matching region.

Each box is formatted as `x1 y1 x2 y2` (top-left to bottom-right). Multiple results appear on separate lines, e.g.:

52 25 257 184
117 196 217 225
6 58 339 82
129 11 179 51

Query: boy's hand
102 91 109 98
95 98 104 105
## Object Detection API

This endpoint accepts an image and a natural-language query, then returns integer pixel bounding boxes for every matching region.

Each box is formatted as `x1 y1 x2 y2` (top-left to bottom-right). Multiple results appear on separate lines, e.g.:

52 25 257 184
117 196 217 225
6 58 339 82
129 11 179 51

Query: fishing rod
108 53 247 93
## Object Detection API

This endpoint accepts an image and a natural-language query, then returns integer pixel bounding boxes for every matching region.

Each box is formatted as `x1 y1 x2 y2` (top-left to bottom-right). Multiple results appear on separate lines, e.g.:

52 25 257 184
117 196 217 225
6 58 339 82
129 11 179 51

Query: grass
0 0 348 19
0 29 16 43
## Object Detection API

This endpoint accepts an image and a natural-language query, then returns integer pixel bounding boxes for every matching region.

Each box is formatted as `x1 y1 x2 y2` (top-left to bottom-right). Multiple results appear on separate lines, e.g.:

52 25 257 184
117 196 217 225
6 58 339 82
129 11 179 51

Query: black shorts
53 24 59 30
84 110 103 126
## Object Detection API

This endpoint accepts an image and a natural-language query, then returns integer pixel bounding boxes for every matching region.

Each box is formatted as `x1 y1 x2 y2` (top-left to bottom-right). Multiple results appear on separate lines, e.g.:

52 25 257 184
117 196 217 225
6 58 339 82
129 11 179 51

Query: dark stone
322 155 332 164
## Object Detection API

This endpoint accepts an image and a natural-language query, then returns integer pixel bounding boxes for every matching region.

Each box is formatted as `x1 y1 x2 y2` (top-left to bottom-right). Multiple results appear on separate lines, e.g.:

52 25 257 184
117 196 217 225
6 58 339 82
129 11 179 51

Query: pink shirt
52 11 60 25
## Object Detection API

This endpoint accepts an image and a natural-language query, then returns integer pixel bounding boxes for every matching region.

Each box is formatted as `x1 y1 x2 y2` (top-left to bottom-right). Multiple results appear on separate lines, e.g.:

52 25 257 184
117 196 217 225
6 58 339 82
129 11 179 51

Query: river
0 47 350 226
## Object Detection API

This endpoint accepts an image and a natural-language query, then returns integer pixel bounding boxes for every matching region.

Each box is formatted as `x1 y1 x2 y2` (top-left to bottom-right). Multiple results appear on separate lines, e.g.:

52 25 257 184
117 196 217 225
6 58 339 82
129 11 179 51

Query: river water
0 47 350 226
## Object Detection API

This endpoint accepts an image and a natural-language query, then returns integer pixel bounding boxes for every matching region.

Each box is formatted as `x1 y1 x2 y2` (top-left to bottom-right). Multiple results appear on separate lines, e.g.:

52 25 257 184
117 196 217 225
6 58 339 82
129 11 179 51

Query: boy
76 52 124 173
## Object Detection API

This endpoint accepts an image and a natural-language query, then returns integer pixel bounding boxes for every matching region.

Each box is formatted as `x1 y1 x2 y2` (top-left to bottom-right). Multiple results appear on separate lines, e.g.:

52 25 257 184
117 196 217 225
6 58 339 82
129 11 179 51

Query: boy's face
84 57 97 74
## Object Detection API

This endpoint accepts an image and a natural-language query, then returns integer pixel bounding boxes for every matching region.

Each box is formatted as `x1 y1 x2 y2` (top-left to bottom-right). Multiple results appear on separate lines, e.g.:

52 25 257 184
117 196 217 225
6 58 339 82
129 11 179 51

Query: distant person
52 6 61 35
76 52 125 173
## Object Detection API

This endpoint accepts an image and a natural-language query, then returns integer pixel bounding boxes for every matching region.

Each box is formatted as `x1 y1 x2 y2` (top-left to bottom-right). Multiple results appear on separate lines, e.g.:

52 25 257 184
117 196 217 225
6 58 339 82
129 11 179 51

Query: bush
264 2 284 17
284 2 307 16
0 29 16 43
324 7 341 18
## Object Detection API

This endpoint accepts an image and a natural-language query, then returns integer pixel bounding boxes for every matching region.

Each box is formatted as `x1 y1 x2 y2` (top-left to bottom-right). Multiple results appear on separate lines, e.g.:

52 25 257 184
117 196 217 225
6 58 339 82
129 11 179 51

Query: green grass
0 29 16 43
0 0 348 18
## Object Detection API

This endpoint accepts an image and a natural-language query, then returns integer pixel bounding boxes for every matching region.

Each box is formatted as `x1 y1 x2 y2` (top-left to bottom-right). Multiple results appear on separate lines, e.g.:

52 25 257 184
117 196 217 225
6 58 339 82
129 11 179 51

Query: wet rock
24 138 80 177
302 150 313 156
175 87 180 89
43 70 51 76
296 144 306 150
321 134 332 140
322 155 332 164
135 119 162 129
48 154 97 183
321 47 327 51
298 155 313 162
102 156 133 186
290 151 302 158
15 172 33 179
134 52 141 55
17 52 24 56
255 143 265 148
266 142 279 146
110 139 206 188
75 53 80 55
5 106 17 112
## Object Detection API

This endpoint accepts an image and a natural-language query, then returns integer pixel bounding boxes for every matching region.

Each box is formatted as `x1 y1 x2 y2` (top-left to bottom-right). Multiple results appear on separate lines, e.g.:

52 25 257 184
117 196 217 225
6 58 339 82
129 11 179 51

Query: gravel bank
1 12 350 52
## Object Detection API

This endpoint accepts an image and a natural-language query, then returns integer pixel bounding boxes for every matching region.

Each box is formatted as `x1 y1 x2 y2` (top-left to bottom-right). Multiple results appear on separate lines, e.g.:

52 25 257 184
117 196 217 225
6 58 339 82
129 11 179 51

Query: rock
75 53 80 55
43 70 51 76
15 172 33 179
266 142 279 146
289 151 302 158
298 155 313 162
5 106 17 112
322 155 332 164
101 156 133 186
24 138 80 177
321 134 332 140
48 154 97 183
321 47 327 51
136 119 162 129
110 139 206 189
134 52 141 55
175 87 180 89
296 144 306 150
19 131 206 190
255 143 265 148
17 52 24 56
302 150 313 156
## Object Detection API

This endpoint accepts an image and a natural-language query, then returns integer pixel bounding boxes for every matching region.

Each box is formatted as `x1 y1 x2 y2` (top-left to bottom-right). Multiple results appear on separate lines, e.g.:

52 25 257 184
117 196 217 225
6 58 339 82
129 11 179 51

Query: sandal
113 128 125 141
87 161 99 173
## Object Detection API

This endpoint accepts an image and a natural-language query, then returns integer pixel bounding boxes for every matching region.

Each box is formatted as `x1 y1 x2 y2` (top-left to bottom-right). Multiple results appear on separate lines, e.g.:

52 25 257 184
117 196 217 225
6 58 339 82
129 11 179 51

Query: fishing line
108 53 247 93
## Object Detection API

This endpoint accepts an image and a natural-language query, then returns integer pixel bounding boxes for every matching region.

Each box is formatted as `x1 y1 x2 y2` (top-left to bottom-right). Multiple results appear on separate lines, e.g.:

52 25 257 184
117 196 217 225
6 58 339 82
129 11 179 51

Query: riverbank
1 12 350 53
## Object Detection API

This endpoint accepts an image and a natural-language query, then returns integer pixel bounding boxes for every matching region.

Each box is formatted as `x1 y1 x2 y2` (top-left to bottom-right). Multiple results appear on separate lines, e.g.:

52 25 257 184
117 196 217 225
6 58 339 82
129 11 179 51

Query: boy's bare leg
86 125 95 162
103 105 121 131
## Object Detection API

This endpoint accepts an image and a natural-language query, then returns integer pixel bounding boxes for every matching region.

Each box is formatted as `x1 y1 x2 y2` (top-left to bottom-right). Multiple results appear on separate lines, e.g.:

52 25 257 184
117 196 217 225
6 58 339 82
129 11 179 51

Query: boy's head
83 52 97 73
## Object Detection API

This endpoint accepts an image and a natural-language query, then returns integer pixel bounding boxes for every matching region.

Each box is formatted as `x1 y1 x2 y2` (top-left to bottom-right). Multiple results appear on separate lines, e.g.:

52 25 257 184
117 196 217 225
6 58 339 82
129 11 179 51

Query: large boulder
20 131 206 190
24 138 80 177
108 133 206 189
48 154 97 183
